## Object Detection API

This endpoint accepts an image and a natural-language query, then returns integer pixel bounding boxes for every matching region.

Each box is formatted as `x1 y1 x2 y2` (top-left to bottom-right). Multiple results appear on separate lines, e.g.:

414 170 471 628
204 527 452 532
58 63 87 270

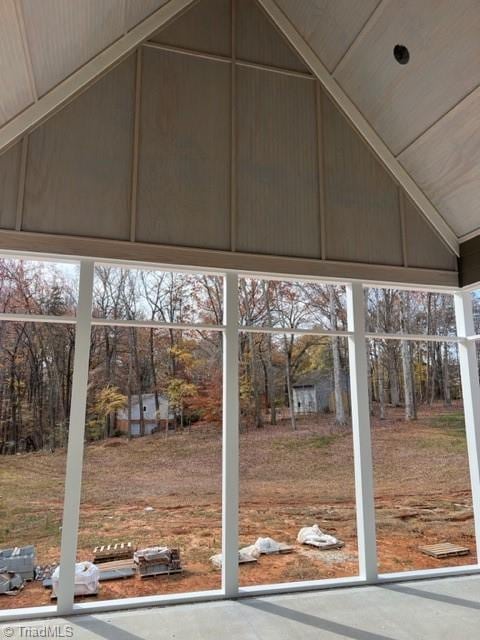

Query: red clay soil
1 404 476 610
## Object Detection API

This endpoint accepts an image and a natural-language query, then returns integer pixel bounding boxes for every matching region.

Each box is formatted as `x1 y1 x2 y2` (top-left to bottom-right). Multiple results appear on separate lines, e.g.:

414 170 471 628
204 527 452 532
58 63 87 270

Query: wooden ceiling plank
0 0 36 126
399 85 480 239
275 0 381 73
334 0 480 156
21 0 125 98
257 0 459 257
0 0 195 157
125 0 170 32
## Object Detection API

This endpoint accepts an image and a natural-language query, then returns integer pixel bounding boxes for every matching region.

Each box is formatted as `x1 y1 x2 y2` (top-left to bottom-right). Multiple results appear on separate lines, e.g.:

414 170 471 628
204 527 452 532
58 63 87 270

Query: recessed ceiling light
393 44 410 65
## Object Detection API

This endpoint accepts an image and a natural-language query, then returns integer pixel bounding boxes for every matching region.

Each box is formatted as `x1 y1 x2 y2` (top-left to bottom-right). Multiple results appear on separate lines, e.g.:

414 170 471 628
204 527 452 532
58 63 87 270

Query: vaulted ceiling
0 0 479 258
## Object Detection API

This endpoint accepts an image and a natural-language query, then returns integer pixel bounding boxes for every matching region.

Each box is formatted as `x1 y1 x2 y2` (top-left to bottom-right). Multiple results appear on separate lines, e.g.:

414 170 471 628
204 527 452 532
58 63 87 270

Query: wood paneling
460 236 480 287
236 67 319 258
125 0 169 31
275 0 380 73
334 0 480 155
399 86 480 239
21 0 124 97
236 0 307 72
403 195 457 272
136 49 230 250
0 0 35 126
322 93 403 266
0 143 21 230
23 57 135 240
150 0 231 56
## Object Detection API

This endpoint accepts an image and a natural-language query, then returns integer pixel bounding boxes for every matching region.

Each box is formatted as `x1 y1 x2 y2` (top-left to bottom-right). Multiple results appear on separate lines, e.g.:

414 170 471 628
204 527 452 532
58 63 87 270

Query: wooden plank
139 568 183 578
0 0 35 126
22 57 135 241
236 0 307 72
399 86 480 240
0 228 459 288
275 0 380 73
150 0 231 56
125 0 169 31
21 0 124 97
15 137 28 231
322 92 403 266
334 0 480 155
236 66 320 258
402 194 458 272
136 48 230 250
0 143 21 230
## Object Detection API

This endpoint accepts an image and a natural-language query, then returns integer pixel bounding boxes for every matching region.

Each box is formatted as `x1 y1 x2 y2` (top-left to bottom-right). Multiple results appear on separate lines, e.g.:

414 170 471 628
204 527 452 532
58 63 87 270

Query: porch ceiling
0 1 478 259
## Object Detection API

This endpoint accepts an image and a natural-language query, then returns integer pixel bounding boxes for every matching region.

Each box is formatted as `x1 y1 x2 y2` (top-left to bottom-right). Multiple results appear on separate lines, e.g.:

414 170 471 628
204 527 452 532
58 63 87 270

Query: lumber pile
133 547 182 578
93 542 134 564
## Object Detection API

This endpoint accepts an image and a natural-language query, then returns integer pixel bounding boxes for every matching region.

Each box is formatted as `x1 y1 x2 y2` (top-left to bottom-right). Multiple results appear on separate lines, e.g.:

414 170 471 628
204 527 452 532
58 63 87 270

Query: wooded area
0 260 463 454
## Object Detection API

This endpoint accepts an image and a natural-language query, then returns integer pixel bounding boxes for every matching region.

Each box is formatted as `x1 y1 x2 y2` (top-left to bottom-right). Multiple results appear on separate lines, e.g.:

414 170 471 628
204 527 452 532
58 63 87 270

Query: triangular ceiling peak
0 0 458 286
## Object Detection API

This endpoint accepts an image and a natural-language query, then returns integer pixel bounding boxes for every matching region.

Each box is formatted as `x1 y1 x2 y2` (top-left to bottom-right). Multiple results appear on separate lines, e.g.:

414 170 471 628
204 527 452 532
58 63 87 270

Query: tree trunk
442 342 451 406
400 292 417 421
329 286 347 426
149 328 160 430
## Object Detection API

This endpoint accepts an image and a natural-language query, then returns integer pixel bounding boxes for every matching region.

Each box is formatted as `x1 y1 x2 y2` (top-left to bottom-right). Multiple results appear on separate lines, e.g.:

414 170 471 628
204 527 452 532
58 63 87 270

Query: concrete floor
2 575 479 639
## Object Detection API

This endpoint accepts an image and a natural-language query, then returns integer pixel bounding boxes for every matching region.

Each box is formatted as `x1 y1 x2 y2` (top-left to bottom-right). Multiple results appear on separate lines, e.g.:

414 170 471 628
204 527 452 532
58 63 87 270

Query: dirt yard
0 403 475 610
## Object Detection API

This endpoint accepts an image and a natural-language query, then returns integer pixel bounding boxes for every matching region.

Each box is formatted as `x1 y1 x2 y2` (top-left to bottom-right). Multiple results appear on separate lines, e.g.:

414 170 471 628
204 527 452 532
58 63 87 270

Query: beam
454 291 480 559
0 229 459 288
222 272 240 596
257 0 459 257
57 260 94 615
0 0 196 155
346 282 377 581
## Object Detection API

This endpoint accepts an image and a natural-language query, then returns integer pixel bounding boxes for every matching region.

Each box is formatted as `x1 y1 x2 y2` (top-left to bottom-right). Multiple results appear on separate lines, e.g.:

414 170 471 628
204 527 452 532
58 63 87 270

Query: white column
346 282 378 581
222 271 239 596
57 260 94 614
454 291 480 556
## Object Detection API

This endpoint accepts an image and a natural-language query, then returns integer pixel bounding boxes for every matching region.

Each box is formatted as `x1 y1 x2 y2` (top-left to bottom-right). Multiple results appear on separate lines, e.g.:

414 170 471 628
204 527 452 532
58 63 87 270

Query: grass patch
428 411 465 435
273 434 337 452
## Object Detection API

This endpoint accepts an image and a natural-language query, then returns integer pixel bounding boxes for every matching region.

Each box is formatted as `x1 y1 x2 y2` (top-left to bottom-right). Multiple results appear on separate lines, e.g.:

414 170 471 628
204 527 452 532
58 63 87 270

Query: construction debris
0 546 36 581
0 570 24 595
51 561 100 597
44 560 135 589
419 542 470 559
241 537 294 557
134 547 182 578
35 563 58 581
297 525 344 550
93 542 134 564
210 549 257 569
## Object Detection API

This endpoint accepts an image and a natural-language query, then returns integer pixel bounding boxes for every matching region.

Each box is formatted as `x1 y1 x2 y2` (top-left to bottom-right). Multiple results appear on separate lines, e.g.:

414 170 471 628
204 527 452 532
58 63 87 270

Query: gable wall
0 0 458 287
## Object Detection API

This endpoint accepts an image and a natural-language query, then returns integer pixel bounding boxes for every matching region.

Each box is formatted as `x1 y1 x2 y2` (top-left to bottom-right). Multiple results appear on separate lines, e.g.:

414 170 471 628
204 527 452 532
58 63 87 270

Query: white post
454 291 480 556
57 260 94 614
346 282 378 581
222 271 239 596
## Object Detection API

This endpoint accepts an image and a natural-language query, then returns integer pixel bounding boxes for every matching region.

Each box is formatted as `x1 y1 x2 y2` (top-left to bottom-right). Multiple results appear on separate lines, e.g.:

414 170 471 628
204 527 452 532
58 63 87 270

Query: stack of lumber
93 542 134 564
133 547 182 578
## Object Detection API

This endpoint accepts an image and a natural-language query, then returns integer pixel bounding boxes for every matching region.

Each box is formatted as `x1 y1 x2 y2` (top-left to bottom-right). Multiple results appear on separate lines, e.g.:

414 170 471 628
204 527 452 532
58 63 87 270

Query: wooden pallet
139 568 183 579
302 540 345 551
260 544 294 555
419 542 470 559
93 542 134 564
